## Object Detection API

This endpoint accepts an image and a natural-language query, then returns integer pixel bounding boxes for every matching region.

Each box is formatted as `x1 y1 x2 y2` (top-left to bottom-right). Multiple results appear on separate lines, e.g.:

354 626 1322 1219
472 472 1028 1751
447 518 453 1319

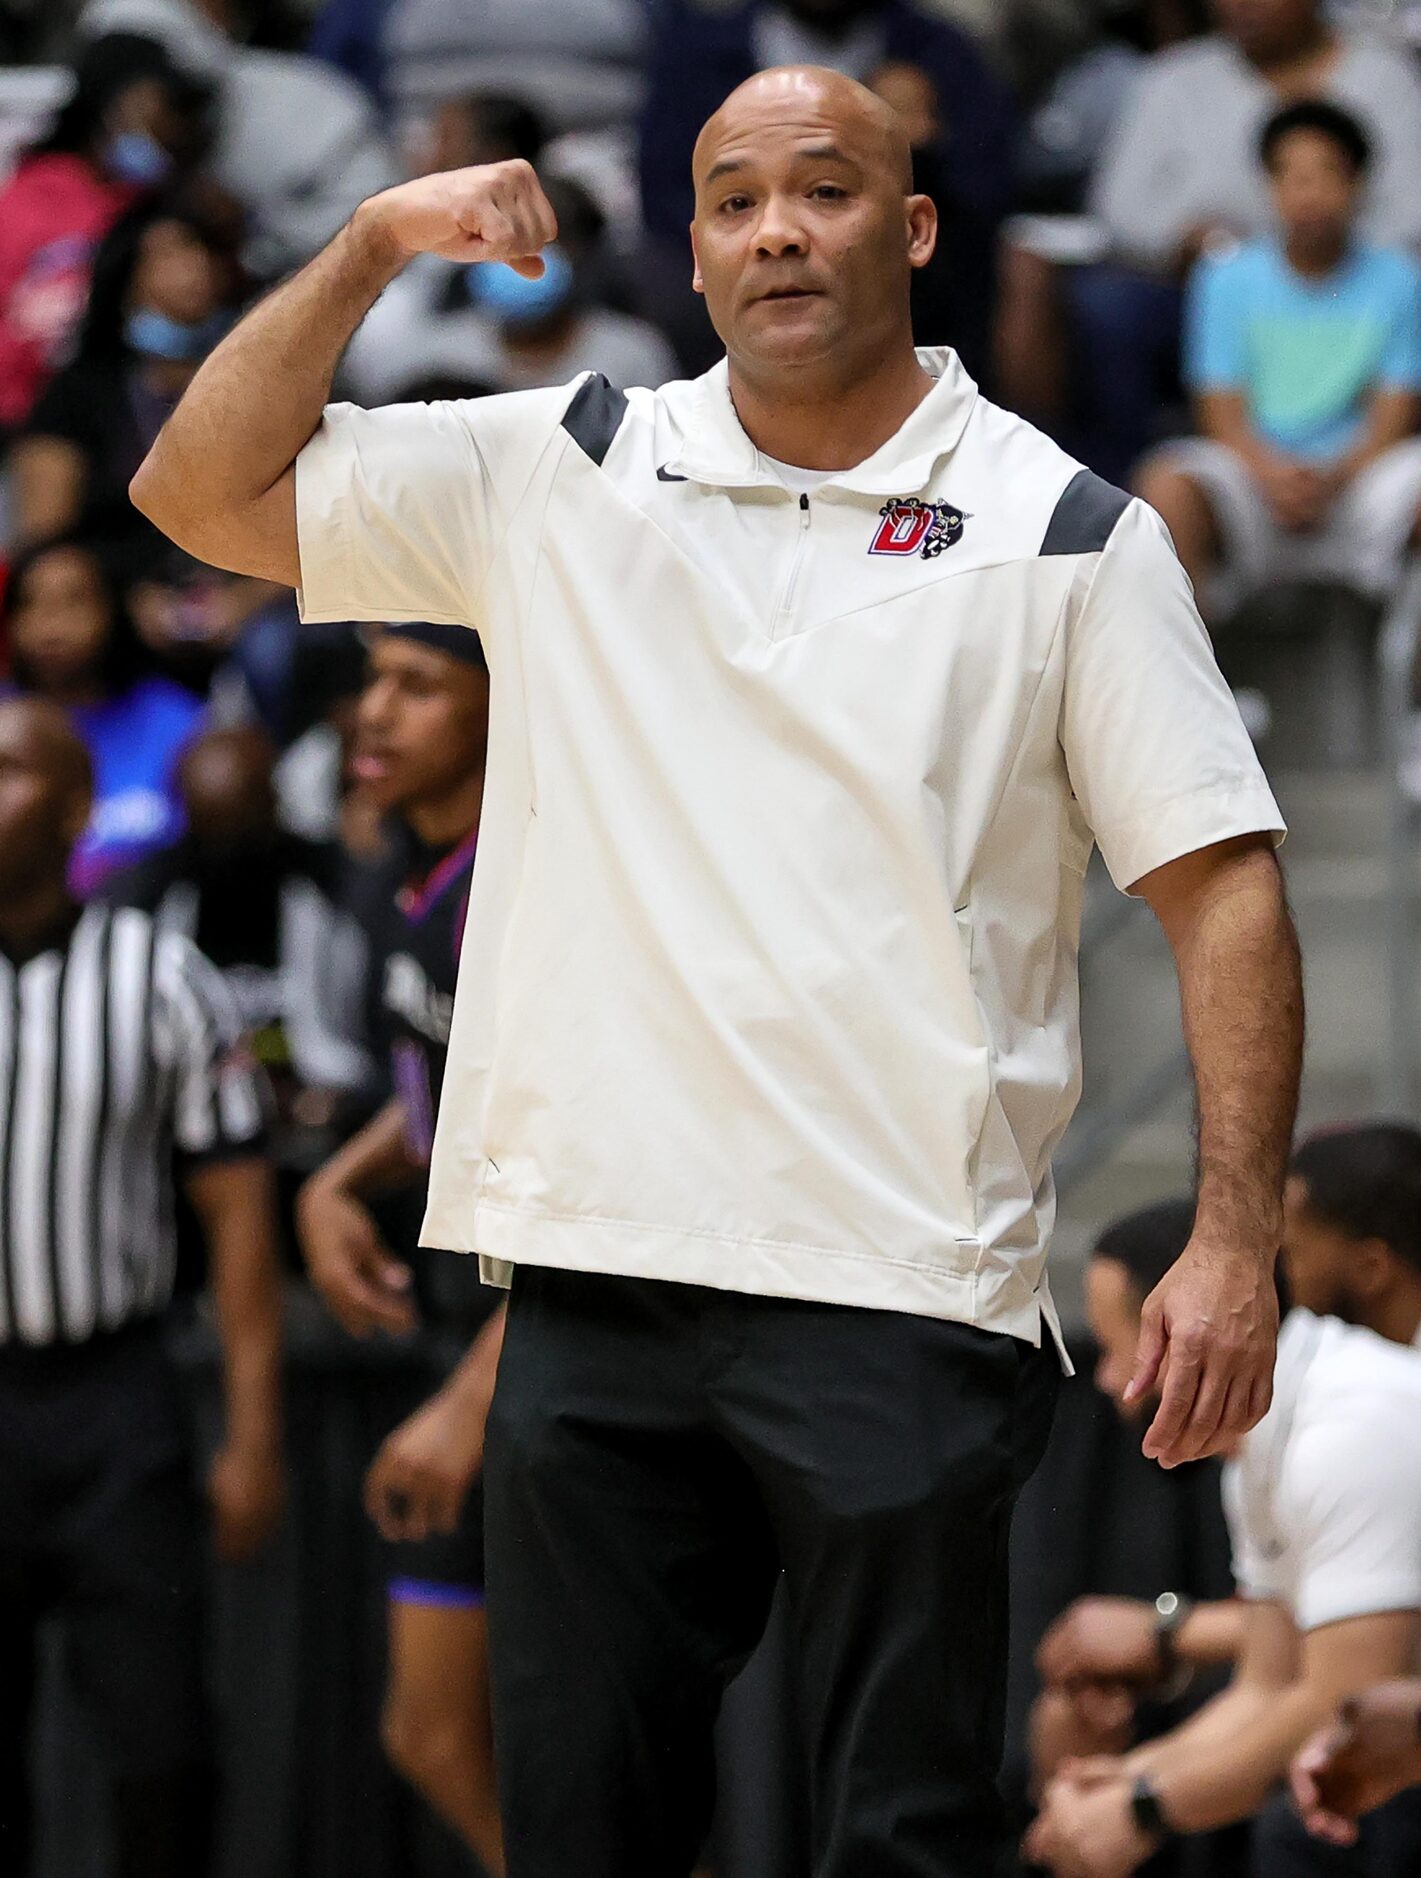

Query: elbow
129 450 179 536
129 449 210 560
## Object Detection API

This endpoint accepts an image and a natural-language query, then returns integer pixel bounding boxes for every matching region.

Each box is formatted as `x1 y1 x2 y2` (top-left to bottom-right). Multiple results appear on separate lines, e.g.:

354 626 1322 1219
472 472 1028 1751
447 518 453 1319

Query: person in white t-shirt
1030 1122 1421 1878
128 64 1303 1878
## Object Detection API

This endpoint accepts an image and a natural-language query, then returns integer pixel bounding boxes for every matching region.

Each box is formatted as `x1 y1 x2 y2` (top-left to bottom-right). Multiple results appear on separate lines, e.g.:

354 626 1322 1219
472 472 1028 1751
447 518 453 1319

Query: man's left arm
1060 494 1300 1469
1130 835 1302 1465
185 1154 287 1562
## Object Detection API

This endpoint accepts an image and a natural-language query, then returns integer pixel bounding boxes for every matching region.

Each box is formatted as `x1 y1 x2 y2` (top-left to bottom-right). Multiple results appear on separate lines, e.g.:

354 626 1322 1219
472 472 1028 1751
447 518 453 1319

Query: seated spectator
1137 102 1421 622
0 31 211 433
372 0 647 133
1029 1122 1421 1878
77 0 400 275
1030 1201 1247 1799
1 535 204 894
11 199 244 557
997 0 1421 481
1013 0 1207 215
342 176 678 404
107 724 372 1111
638 0 1016 374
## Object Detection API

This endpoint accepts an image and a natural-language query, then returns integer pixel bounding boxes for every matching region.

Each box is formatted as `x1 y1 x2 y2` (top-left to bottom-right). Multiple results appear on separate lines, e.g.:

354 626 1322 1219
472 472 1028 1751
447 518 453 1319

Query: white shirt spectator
1226 1309 1421 1638
78 0 399 272
1090 29 1421 270
341 255 679 404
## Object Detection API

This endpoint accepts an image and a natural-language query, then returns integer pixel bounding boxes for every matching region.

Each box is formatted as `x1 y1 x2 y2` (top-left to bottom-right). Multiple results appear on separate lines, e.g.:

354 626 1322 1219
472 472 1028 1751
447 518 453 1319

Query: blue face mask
125 308 230 363
104 129 174 188
466 244 574 329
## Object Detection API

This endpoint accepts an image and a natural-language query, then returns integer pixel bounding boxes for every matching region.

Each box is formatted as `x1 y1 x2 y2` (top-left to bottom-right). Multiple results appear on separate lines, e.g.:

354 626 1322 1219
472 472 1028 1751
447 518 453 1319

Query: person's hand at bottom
1291 1682 1421 1845
1025 1765 1158 1877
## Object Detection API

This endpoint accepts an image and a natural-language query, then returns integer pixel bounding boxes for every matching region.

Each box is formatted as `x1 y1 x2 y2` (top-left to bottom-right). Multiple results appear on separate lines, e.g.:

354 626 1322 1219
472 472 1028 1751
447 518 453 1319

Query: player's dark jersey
352 820 492 1334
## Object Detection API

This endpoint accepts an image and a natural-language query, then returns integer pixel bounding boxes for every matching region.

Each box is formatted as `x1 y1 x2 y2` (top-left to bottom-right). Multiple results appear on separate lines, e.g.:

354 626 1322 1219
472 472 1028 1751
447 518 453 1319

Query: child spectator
1137 100 1421 621
1 536 204 894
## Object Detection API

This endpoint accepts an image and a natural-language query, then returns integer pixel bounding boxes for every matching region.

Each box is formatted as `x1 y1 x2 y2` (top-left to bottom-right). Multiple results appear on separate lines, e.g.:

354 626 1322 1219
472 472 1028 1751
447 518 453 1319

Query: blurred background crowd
6 1 1421 1875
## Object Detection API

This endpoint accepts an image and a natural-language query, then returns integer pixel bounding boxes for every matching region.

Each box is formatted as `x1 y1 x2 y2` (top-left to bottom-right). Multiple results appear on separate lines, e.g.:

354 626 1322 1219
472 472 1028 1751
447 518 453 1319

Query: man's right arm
129 161 558 586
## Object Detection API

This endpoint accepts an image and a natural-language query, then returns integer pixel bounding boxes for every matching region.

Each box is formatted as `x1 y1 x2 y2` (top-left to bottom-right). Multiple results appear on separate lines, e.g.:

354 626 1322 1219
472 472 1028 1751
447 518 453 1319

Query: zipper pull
799 492 810 520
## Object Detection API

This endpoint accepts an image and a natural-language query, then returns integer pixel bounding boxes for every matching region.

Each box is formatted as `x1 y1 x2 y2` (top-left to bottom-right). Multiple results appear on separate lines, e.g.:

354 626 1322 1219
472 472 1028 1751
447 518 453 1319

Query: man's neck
405 771 484 851
0 873 76 965
726 340 934 472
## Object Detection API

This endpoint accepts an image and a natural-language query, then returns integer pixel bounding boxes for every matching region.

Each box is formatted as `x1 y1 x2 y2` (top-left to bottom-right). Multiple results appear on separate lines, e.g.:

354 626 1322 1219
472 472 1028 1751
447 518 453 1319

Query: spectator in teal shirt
1138 99 1421 621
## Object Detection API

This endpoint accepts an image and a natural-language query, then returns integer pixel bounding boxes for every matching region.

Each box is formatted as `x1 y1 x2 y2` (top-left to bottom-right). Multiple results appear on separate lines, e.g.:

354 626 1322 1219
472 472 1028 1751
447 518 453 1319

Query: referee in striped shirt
0 698 284 1878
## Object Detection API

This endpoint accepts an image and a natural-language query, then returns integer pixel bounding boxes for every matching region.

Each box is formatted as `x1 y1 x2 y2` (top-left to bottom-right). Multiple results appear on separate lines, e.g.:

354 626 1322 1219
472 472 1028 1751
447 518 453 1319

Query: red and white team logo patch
868 497 967 560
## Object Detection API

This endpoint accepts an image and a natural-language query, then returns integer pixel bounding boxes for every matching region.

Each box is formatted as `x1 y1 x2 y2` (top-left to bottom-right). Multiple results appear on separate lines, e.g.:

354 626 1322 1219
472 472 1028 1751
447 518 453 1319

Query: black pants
484 1267 1060 1878
1253 1785 1421 1877
0 1319 213 1878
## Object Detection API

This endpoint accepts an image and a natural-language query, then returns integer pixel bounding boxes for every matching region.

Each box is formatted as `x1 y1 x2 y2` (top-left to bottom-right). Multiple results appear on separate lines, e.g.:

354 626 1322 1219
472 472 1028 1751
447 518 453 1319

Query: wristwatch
1153 1591 1196 1694
1129 1772 1178 1847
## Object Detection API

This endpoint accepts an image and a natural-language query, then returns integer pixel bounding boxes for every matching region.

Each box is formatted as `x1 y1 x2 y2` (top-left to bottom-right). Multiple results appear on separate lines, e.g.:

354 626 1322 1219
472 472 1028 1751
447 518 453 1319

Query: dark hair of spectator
1259 99 1372 177
1291 1123 1421 1275
31 32 208 161
1 535 148 697
1091 1199 1196 1300
73 199 240 367
464 91 547 167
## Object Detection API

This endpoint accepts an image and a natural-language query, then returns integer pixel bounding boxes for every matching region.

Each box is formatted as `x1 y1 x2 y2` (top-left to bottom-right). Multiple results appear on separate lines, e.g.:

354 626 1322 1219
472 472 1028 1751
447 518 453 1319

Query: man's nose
754 195 809 256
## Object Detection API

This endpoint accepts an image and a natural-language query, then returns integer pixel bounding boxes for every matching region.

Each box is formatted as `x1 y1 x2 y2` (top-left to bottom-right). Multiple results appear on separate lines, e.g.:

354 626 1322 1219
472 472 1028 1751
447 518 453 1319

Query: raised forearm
130 207 405 576
1174 844 1302 1244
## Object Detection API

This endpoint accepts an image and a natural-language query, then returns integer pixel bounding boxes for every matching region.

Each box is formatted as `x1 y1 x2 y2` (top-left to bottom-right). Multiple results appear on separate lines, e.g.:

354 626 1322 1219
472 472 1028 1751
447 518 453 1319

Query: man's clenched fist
356 159 559 275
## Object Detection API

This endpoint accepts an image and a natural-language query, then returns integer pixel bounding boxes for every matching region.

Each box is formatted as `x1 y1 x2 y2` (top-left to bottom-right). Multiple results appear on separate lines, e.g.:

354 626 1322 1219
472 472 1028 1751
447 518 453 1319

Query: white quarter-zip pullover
295 348 1284 1352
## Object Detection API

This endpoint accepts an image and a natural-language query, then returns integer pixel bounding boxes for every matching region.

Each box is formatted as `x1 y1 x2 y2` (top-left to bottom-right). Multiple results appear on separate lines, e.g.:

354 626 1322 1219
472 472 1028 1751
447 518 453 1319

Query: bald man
131 68 1301 1876
0 699 282 1878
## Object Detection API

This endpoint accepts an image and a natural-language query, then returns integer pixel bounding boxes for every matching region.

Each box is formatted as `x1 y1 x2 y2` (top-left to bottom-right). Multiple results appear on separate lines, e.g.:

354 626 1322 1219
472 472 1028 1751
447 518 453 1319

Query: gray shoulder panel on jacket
1039 467 1132 556
561 373 629 467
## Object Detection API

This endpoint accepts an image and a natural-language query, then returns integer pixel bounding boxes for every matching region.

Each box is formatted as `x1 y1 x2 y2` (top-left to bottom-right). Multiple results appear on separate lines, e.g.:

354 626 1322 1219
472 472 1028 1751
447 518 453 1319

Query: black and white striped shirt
0 903 267 1346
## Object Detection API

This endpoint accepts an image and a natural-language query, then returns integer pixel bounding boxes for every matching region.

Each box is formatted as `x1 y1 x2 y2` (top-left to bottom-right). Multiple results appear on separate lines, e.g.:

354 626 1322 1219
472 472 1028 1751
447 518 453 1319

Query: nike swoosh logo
656 465 688 482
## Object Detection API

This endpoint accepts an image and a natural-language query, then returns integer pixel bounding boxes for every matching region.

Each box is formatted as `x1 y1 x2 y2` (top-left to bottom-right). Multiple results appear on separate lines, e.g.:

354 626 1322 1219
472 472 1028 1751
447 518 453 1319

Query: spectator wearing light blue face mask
341 173 678 405
0 33 213 435
13 201 295 706
11 201 239 563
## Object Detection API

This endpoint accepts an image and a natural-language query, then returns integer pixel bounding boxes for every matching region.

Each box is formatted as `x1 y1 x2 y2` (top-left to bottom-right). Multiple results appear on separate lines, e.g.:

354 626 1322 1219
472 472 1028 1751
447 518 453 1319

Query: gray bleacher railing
1380 560 1421 1114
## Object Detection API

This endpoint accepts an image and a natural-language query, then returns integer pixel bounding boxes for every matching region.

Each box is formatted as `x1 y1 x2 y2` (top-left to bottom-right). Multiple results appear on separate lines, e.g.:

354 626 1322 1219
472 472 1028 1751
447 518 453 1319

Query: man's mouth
351 750 392 783
756 286 820 302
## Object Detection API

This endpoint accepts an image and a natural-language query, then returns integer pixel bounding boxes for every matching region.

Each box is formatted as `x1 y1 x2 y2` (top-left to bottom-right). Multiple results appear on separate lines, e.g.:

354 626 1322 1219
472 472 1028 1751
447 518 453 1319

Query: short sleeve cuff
1093 780 1286 892
294 412 367 624
1295 1572 1421 1634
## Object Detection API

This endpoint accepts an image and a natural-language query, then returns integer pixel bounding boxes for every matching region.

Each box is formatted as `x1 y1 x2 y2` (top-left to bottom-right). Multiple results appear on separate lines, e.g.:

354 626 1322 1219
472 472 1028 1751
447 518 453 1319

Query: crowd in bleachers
7 2 1421 1876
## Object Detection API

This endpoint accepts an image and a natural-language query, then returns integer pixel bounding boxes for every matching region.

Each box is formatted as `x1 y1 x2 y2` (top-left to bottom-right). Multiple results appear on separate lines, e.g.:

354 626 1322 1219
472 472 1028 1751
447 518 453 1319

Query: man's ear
906 192 938 271
689 223 704 295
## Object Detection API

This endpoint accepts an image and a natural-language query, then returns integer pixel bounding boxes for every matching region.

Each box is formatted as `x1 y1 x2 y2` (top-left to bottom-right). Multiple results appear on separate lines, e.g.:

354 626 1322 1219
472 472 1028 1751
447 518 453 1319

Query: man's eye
811 184 846 201
720 194 751 214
